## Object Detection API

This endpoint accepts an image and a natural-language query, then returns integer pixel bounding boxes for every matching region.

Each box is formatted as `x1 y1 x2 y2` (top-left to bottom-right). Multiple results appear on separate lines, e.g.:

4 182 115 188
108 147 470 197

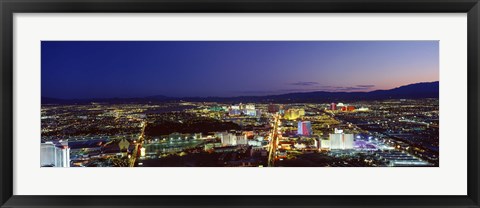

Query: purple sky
41 41 439 99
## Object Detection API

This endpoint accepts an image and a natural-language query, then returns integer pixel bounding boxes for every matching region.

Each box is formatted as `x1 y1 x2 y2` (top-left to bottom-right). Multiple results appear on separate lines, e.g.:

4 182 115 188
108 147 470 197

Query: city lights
40 41 439 168
41 99 438 167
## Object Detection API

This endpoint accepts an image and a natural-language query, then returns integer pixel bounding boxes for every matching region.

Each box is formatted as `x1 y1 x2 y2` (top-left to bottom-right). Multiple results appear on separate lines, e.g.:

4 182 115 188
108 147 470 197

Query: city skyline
41 41 439 167
41 41 439 99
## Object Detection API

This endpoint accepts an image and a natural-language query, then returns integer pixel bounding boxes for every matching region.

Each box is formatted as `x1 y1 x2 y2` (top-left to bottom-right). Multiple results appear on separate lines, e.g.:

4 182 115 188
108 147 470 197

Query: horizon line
42 81 439 100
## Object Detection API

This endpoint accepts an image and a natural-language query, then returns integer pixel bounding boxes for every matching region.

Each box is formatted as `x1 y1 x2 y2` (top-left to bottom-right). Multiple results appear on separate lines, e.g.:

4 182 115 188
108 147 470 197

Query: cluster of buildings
295 119 354 150
329 102 365 112
41 99 437 167
40 141 70 167
216 132 248 146
324 128 355 150
214 131 265 147
294 122 355 151
228 104 261 117
41 136 142 167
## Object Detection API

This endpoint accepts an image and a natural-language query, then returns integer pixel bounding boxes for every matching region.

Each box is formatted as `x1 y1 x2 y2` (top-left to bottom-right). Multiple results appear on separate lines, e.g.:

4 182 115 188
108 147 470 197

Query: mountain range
42 81 439 104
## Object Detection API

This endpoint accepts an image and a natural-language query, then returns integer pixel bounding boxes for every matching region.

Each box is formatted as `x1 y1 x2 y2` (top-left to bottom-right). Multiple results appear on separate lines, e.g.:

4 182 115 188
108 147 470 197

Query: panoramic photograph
40 41 439 167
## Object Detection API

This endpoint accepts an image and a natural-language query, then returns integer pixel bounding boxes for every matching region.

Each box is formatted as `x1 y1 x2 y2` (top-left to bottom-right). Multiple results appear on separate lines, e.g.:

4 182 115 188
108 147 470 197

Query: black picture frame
1 0 479 207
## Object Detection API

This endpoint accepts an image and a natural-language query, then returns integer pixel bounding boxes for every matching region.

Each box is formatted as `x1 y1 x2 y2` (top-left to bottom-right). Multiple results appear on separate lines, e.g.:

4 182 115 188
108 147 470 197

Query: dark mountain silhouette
42 81 439 104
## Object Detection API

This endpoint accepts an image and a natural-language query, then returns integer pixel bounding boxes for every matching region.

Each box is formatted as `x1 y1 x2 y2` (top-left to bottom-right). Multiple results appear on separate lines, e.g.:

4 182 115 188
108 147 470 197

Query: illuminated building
248 140 262 147
140 147 146 157
297 121 313 136
245 104 255 110
330 103 337 110
341 106 356 112
229 104 257 116
238 104 256 116
284 109 298 120
229 109 241 116
320 139 331 150
255 109 262 117
236 134 248 145
223 134 237 146
354 140 377 150
244 109 257 116
284 108 305 120
40 141 70 167
244 131 254 138
330 134 342 149
329 128 354 149
255 136 264 141
356 107 369 112
294 143 307 149
217 132 238 146
209 106 224 112
118 139 130 151
298 109 305 116
239 103 245 110
194 133 203 139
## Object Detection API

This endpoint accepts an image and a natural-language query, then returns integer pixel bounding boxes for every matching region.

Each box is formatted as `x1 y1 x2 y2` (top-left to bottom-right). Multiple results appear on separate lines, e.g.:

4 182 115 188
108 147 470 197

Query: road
129 121 147 167
267 114 280 167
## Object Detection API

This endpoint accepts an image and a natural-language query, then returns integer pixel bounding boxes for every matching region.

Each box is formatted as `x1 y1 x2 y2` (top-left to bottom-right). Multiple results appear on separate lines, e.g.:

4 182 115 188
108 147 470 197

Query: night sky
41 41 439 99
